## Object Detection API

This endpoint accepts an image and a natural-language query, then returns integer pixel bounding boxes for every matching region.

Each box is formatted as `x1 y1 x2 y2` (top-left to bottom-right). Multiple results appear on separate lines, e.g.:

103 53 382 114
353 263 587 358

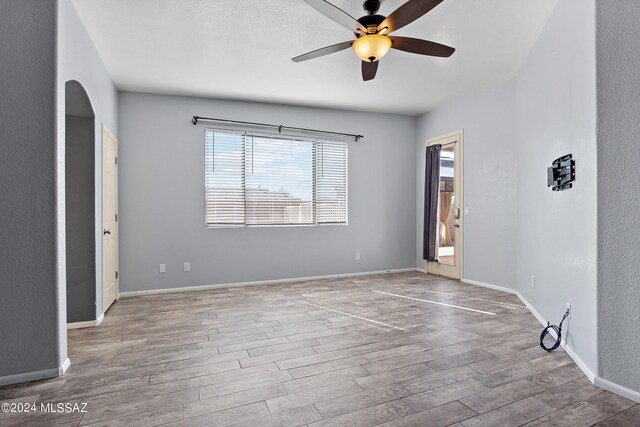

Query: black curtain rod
192 116 363 142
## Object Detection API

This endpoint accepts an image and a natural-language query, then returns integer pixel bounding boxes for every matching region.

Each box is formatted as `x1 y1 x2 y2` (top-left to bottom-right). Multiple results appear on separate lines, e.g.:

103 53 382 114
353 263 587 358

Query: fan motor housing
356 14 386 35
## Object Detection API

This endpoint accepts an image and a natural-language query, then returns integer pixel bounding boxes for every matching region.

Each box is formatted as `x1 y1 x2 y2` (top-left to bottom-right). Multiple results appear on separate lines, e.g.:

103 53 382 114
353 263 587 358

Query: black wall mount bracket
547 154 576 191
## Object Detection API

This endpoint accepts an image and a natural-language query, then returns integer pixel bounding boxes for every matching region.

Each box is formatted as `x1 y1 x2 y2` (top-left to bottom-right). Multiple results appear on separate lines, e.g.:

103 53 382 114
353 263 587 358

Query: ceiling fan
292 0 455 81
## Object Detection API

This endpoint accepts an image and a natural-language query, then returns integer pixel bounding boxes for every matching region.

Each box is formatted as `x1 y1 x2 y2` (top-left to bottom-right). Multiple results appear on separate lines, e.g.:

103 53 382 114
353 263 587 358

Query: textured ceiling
72 0 557 115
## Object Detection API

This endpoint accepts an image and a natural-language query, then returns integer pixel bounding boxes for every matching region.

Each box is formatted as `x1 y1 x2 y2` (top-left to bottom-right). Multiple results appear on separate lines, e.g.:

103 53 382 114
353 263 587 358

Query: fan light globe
352 34 392 62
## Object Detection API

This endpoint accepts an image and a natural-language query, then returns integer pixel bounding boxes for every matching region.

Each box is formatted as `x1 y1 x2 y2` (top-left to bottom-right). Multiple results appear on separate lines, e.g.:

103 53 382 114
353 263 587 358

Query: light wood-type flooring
1 272 638 426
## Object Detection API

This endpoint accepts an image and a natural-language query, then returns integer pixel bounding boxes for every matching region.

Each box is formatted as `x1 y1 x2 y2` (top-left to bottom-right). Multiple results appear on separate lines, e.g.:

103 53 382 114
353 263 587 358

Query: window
205 129 347 226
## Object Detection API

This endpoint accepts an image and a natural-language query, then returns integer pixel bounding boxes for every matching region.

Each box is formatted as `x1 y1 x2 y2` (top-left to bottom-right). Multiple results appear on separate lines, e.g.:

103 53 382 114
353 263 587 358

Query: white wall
416 0 598 376
596 0 640 394
415 81 518 289
117 92 417 292
58 0 119 319
514 0 598 375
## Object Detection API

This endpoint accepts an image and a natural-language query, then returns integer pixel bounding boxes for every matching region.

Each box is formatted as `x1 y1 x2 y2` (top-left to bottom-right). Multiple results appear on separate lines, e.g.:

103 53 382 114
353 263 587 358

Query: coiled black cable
539 309 570 352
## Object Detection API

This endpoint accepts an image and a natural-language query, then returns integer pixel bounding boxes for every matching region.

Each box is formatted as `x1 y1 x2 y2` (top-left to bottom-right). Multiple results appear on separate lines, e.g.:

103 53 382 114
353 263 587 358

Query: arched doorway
65 80 96 324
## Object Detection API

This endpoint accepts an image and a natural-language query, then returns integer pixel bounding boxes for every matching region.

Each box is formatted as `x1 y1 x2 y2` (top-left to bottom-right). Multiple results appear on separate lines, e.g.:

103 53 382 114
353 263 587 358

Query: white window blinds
204 131 245 225
316 141 348 224
205 129 347 227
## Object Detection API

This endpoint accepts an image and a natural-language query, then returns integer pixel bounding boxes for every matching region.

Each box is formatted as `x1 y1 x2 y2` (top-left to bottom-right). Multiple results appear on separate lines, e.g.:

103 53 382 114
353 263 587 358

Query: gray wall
58 0 119 319
0 0 117 381
65 114 96 323
415 0 599 375
514 0 598 374
118 92 417 292
415 81 518 289
0 0 63 378
596 0 640 392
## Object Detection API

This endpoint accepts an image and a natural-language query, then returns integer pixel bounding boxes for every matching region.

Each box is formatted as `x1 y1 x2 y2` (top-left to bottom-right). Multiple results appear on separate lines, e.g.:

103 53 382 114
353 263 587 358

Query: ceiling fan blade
304 0 368 34
292 41 353 62
362 60 379 81
377 0 444 34
389 36 455 57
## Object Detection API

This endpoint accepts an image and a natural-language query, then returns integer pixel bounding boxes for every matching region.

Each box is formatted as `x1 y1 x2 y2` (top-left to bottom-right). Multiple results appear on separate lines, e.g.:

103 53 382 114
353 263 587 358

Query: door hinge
115 213 118 222
115 271 118 279
115 157 118 165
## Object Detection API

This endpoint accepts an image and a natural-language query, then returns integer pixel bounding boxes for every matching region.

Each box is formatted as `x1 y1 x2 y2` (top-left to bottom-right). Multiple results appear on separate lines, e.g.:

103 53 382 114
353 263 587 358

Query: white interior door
102 125 118 312
425 131 463 280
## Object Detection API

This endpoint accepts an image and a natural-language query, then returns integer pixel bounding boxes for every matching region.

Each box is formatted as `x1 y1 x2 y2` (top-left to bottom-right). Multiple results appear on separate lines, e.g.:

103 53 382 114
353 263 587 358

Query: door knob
103 229 111 235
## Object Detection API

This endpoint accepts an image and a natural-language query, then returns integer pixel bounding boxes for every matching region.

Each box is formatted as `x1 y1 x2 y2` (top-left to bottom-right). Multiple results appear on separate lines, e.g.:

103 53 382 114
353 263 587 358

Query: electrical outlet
159 263 166 273
566 302 571 318
531 275 536 289
184 262 190 272
355 252 360 260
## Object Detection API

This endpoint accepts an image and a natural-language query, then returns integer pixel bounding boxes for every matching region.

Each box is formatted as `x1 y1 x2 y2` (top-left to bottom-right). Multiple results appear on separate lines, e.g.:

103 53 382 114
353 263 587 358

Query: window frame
203 127 348 228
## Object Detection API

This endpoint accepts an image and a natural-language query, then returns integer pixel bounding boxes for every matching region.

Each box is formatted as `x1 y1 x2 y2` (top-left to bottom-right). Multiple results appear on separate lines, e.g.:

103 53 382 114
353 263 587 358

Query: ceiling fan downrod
358 0 386 34
363 0 381 15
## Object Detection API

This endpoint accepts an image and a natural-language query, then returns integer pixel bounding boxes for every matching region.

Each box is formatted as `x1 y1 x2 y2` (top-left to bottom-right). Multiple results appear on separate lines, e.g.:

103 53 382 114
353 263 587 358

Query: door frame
424 130 464 280
102 124 119 313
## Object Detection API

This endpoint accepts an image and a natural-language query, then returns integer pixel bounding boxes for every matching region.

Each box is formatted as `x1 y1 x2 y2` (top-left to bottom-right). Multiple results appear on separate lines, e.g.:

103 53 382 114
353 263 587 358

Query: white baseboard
67 320 97 330
67 314 105 330
461 278 516 295
513 289 595 382
594 376 640 404
461 278 606 390
563 342 596 382
119 268 418 298
59 358 70 375
415 268 426 273
0 358 70 387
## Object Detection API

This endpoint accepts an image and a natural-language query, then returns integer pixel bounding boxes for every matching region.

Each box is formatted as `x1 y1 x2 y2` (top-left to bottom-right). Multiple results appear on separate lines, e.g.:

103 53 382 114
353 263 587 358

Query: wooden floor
1 273 638 426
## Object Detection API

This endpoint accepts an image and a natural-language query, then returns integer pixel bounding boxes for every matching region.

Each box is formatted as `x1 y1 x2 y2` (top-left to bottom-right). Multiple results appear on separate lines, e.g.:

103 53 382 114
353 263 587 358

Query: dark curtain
423 144 441 261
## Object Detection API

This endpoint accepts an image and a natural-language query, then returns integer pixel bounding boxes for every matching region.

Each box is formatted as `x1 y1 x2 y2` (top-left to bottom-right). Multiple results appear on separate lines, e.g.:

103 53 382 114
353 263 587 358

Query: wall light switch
184 262 190 272
159 264 166 273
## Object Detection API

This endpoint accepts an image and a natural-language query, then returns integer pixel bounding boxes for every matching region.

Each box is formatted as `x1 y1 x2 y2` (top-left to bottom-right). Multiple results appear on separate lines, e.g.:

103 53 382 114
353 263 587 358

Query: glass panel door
425 131 463 280
438 146 455 266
